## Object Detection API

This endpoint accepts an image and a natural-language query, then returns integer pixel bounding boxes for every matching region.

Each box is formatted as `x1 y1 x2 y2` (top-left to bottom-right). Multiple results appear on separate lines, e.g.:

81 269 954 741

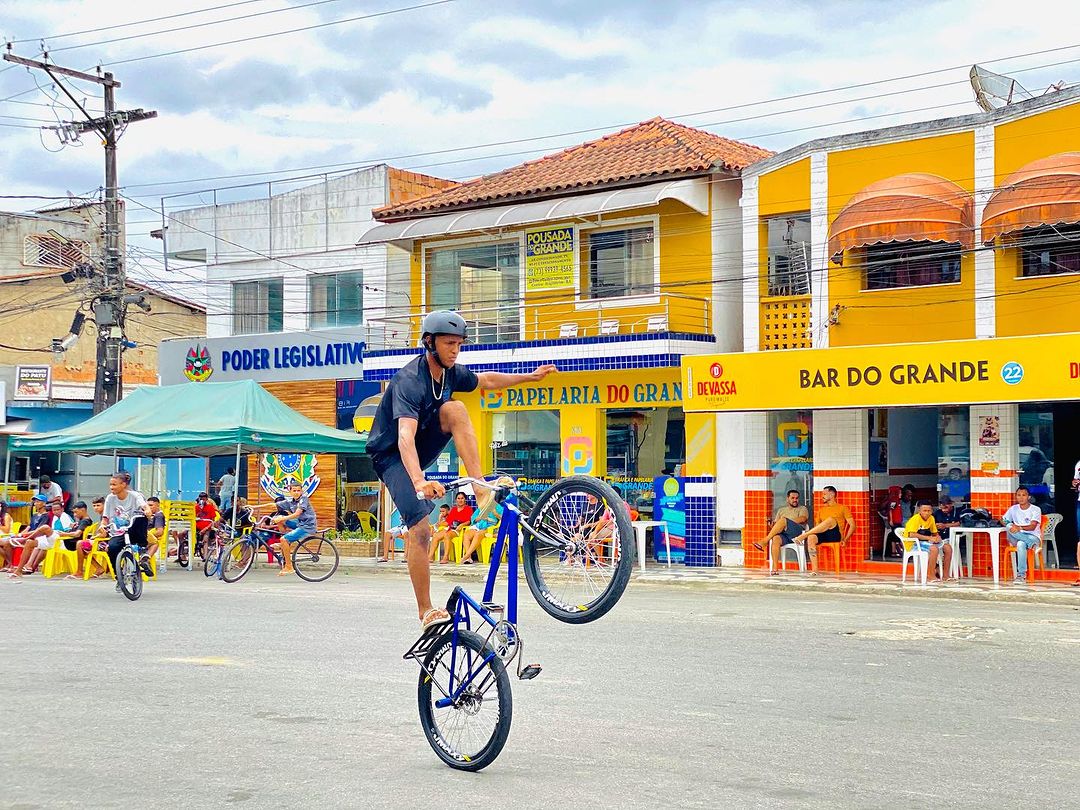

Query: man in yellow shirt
792 485 856 574
902 501 954 583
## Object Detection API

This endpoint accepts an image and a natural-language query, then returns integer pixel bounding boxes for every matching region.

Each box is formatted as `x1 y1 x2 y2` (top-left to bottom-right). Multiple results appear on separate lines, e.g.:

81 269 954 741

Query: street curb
334 558 1080 607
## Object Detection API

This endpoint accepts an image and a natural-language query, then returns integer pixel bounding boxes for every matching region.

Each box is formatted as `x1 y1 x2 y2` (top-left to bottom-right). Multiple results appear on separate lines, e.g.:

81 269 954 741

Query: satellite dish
970 64 1033 111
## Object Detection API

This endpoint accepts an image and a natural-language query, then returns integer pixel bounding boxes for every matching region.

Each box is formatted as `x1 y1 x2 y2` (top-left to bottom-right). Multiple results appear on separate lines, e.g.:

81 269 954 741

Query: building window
232 278 284 334
23 233 90 269
587 226 654 298
426 242 520 343
765 214 811 297
1018 224 1080 277
863 241 961 290
309 271 362 329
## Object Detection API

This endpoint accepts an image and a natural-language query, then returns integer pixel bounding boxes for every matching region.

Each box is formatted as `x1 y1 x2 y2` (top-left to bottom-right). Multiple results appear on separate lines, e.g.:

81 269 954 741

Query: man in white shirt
1002 485 1041 585
216 467 236 514
38 475 63 506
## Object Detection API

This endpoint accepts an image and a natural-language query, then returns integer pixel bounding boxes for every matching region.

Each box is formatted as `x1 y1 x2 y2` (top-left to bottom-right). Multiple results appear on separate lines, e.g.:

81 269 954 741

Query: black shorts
63 538 78 552
372 417 452 530
777 519 805 545
817 527 842 544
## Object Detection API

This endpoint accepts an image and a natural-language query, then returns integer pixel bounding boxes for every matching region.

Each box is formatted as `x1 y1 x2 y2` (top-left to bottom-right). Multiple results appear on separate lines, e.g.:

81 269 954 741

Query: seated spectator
75 496 109 578
902 500 954 583
792 485 856 574
0 500 12 536
9 500 74 579
433 493 473 564
0 495 49 572
38 474 64 507
460 502 504 565
1003 485 1042 585
224 496 254 533
59 501 95 580
194 491 220 560
427 504 452 564
145 497 165 567
381 523 408 564
932 496 960 542
755 489 809 576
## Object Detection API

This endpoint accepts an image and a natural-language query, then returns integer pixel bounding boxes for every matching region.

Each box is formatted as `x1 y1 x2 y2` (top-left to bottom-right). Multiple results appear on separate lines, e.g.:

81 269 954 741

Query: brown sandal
421 607 451 629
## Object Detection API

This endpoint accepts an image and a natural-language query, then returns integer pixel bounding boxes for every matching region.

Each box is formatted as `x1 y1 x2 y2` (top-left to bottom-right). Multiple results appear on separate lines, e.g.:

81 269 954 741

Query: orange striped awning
981 152 1080 245
828 173 974 262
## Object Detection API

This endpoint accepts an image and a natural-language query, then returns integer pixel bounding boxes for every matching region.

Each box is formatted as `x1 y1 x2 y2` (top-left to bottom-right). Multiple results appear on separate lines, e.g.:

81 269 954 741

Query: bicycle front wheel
522 475 633 624
417 629 511 772
203 536 222 577
117 549 143 601
292 536 339 582
219 539 255 583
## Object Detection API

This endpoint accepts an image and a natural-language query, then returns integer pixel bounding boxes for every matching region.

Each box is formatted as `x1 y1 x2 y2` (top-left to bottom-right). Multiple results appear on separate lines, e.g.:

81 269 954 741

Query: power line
49 0 353 54
102 0 459 66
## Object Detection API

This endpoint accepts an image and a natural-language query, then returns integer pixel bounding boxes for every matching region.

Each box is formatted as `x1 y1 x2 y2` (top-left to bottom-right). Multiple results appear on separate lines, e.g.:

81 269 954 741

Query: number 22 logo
1000 361 1024 385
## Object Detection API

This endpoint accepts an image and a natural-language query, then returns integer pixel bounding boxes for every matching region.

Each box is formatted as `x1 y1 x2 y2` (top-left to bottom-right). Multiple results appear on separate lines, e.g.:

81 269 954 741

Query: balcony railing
363 292 712 350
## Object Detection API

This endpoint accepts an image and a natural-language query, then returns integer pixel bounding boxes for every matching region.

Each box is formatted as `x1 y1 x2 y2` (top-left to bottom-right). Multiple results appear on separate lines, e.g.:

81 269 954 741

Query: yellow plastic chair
479 529 509 565
83 527 114 581
355 511 378 535
42 528 80 578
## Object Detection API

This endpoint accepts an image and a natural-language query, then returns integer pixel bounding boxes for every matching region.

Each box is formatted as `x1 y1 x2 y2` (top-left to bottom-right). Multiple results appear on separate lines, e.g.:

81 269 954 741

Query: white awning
357 177 709 246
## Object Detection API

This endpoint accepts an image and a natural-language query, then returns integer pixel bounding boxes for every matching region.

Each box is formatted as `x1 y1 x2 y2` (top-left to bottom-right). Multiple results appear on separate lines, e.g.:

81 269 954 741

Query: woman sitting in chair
432 492 473 565
459 502 504 565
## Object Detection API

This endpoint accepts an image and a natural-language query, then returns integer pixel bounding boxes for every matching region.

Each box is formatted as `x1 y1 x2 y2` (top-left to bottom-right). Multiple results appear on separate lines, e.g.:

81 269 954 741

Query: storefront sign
14 365 51 400
159 328 365 385
524 225 575 291
653 476 687 563
478 369 682 412
683 332 1080 412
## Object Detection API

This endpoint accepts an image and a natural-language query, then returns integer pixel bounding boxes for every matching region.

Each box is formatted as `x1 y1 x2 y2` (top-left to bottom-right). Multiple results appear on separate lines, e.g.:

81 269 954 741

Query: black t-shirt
65 516 94 537
367 355 479 461
150 512 166 531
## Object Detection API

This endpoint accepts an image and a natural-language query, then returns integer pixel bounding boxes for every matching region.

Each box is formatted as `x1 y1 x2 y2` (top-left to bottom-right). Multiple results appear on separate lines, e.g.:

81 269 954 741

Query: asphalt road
3 566 1080 809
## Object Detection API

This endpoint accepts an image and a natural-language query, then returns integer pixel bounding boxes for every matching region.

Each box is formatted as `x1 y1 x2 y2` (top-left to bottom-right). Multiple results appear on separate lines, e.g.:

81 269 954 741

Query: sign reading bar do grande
524 225 575 291
682 332 1080 413
159 327 364 385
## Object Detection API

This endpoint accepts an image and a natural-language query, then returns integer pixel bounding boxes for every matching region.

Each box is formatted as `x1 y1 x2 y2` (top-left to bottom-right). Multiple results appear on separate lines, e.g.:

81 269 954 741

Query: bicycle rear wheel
522 475 633 623
219 539 255 583
117 548 143 601
292 536 339 582
417 629 511 772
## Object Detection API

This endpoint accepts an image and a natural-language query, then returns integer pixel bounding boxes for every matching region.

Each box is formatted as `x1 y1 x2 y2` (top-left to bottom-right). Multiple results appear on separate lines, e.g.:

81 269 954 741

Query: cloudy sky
1 0 1079 293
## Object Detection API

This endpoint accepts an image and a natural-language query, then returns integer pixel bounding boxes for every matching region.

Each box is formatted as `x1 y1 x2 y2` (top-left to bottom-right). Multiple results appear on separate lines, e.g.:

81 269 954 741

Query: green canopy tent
12 380 368 569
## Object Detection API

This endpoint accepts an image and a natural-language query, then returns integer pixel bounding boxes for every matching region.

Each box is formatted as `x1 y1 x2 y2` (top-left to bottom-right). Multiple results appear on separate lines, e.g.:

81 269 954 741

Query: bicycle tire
417 629 512 772
522 475 633 624
203 537 221 578
291 536 339 583
117 548 143 601
219 538 255 584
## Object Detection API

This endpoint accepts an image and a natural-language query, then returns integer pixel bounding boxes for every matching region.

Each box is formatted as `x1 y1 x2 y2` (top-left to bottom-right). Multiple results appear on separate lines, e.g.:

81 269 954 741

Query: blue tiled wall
684 477 716 568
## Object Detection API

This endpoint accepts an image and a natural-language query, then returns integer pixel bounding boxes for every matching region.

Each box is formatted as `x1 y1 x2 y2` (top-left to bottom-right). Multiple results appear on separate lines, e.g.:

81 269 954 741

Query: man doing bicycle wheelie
367 310 555 629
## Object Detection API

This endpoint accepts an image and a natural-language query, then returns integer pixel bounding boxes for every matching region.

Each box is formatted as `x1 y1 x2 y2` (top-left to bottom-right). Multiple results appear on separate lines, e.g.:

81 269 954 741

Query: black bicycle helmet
421 310 468 368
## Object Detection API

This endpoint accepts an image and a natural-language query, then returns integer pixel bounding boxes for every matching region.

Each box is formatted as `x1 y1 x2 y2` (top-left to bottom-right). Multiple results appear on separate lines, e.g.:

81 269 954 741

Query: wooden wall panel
246 380 338 529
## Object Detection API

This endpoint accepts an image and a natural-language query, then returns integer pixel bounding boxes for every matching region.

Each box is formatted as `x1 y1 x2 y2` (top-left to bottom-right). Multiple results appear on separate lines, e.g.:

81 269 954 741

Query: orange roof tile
374 117 772 220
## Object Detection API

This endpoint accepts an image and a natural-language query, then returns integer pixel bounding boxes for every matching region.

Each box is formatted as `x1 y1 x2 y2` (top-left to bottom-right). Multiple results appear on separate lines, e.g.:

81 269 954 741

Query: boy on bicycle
266 481 316 577
102 471 150 590
366 309 555 628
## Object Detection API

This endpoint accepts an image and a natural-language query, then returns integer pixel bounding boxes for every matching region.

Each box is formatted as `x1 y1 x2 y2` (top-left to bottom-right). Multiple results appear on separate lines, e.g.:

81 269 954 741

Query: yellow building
684 87 1080 576
360 118 771 565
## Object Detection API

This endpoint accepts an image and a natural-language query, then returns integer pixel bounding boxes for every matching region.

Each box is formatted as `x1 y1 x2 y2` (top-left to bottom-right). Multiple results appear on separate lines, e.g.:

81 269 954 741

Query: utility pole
3 51 156 412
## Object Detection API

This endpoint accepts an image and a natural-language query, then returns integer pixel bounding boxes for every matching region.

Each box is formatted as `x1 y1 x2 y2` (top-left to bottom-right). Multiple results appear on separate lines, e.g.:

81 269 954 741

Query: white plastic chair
558 323 579 339
1044 513 1063 568
646 315 668 332
600 319 619 335
767 539 807 572
896 527 928 585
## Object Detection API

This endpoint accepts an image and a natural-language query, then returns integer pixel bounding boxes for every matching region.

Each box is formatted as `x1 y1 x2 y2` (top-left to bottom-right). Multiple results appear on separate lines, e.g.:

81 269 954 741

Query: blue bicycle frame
433 495 524 709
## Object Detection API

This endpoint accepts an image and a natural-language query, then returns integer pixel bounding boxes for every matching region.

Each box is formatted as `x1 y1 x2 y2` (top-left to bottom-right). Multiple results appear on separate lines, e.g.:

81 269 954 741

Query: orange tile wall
966 492 1016 577
743 488 772 568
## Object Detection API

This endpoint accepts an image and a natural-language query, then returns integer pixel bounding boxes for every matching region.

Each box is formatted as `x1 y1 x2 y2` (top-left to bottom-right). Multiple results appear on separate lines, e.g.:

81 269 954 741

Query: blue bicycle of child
403 474 633 771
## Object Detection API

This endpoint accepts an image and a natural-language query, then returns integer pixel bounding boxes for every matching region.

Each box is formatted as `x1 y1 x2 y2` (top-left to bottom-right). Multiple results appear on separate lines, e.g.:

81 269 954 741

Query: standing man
216 467 237 514
38 474 64 507
754 489 809 575
793 485 857 574
366 310 556 628
1003 485 1041 585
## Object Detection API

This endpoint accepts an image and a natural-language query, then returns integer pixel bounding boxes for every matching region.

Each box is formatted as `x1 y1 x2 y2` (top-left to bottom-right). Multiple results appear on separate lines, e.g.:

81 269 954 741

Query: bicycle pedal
518 664 542 681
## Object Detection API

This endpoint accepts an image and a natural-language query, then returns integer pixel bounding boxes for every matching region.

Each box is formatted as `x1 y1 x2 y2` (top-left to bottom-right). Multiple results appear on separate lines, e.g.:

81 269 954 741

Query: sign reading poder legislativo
682 332 1080 412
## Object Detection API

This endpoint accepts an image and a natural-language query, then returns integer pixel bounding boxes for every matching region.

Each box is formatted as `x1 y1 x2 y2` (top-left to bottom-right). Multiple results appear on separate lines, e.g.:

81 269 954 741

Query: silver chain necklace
431 369 445 400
